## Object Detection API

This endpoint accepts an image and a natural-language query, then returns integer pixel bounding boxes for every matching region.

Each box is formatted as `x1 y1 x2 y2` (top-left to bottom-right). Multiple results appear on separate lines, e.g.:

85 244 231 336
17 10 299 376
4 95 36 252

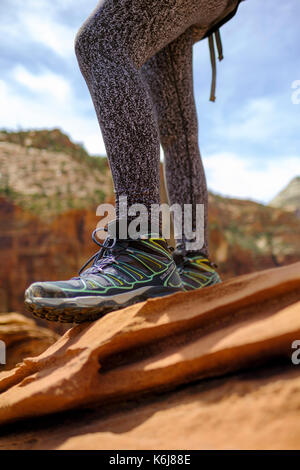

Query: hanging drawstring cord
215 29 223 60
208 29 223 102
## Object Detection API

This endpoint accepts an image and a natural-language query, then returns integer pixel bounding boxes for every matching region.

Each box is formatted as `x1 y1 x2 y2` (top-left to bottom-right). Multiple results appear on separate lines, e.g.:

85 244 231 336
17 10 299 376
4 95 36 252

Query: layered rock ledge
0 262 299 449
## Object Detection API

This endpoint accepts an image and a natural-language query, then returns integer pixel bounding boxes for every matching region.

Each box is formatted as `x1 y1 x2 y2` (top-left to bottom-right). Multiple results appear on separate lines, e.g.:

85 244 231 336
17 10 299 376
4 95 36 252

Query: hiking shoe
173 246 221 291
25 224 184 323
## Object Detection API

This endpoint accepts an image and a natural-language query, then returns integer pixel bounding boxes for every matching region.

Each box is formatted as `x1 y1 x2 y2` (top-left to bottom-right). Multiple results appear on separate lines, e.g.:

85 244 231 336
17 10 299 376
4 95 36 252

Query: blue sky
0 0 299 203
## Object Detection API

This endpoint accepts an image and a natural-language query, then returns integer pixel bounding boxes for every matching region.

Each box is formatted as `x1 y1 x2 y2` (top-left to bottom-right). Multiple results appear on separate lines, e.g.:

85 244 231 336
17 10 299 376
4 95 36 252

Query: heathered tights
75 0 231 256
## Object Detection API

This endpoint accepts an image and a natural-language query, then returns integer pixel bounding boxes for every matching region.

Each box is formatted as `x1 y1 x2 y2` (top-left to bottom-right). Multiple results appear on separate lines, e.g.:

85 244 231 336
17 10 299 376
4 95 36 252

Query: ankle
174 242 209 258
103 218 163 241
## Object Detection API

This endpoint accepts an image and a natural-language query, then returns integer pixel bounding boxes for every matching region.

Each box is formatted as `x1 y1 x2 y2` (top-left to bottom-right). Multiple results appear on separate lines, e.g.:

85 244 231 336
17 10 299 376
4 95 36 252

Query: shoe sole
24 286 183 324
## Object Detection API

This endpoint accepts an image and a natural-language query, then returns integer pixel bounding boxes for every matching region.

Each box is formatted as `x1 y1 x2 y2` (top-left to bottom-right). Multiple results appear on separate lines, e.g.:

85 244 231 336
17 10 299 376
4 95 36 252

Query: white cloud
1 0 299 202
214 96 296 146
0 78 106 155
204 152 300 203
13 66 71 103
223 98 278 141
3 1 77 59
0 1 106 154
21 11 75 58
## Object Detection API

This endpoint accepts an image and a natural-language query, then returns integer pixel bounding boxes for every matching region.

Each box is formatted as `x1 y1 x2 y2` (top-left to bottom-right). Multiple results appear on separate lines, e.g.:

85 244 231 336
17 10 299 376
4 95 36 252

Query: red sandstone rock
0 262 299 434
0 313 59 371
1 183 300 320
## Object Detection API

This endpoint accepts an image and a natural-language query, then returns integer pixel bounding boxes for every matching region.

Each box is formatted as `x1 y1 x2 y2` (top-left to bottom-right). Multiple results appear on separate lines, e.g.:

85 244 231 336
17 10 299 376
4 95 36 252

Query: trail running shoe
25 225 184 323
173 246 221 291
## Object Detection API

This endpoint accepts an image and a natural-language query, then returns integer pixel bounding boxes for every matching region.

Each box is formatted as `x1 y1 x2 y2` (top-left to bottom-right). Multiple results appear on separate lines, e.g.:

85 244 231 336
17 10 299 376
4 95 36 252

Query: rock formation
0 312 59 371
270 176 300 214
0 129 299 327
0 196 101 325
1 191 299 320
0 129 112 217
0 262 299 449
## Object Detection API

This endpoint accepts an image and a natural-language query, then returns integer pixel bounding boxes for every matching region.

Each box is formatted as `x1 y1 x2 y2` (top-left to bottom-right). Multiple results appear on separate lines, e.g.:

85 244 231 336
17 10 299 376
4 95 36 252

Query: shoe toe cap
26 282 66 299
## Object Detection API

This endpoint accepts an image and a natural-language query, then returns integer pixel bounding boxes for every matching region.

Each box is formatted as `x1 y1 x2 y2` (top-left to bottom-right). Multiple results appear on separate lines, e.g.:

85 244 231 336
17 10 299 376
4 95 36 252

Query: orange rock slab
0 262 299 431
0 313 58 371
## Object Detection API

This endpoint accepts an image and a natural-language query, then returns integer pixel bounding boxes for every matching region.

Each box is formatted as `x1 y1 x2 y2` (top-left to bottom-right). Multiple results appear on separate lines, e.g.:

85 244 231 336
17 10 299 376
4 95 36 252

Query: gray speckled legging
75 0 231 256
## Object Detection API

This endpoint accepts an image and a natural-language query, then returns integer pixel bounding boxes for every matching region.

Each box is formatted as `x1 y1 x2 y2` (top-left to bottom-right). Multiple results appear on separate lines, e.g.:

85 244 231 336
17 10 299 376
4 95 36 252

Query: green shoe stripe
117 261 145 279
128 252 175 280
116 263 143 281
182 273 218 289
183 270 210 281
103 272 124 286
163 266 183 288
127 252 164 274
191 260 215 273
182 279 198 289
128 247 169 265
140 240 172 259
